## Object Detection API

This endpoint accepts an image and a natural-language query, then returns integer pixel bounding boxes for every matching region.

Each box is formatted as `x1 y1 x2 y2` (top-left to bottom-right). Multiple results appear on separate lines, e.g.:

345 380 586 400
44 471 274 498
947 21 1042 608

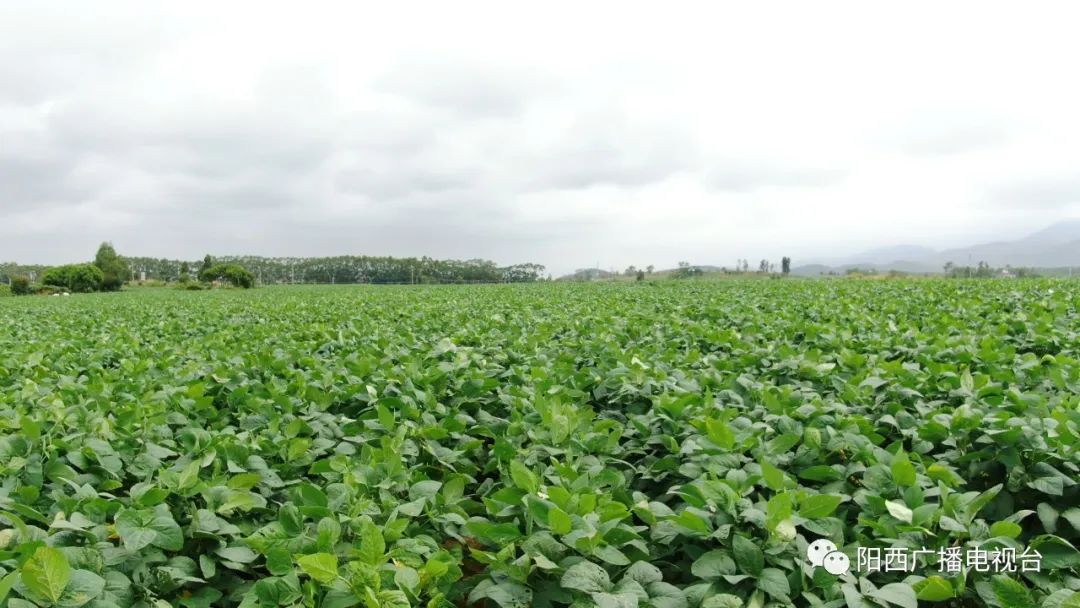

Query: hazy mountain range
792 220 1080 275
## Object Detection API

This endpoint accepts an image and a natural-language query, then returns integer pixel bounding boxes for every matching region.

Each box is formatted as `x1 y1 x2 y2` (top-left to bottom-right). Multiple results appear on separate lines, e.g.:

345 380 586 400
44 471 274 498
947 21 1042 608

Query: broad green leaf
177 460 202 490
114 509 183 552
296 553 338 584
593 545 630 566
1062 508 1080 533
1061 592 1080 608
869 582 917 608
759 460 786 490
891 450 916 487
691 550 734 579
765 492 793 532
799 494 843 519
0 570 20 604
56 570 105 608
592 591 638 608
990 575 1035 608
701 595 743 608
705 418 734 450
624 562 662 585
509 461 538 494
216 546 257 564
179 587 222 608
278 504 303 535
885 500 913 524
266 547 292 576
356 519 385 566
756 568 789 600
914 576 953 601
965 484 1002 519
468 579 532 608
766 433 801 454
549 506 572 535
1029 535 1080 569
464 521 522 546
408 480 441 500
22 546 71 603
990 521 1022 539
561 561 611 593
647 582 686 608
732 535 763 576
1043 590 1080 608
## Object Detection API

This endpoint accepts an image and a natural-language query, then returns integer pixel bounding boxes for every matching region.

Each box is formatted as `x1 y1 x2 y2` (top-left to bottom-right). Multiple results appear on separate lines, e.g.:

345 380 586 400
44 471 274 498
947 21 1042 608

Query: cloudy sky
3 2 1080 274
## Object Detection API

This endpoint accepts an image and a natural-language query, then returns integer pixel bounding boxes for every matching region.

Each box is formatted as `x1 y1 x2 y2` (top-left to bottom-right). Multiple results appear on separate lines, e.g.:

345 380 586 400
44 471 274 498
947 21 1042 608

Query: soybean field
1 280 1079 608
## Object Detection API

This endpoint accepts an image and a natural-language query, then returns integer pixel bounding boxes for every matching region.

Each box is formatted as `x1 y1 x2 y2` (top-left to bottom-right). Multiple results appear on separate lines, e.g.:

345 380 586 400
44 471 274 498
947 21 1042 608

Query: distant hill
792 220 1080 275
559 268 619 281
557 264 730 281
851 245 937 265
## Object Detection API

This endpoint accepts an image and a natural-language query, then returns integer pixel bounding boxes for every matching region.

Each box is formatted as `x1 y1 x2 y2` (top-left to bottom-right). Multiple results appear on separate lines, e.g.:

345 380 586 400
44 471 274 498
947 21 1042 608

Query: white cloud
2 1 1080 274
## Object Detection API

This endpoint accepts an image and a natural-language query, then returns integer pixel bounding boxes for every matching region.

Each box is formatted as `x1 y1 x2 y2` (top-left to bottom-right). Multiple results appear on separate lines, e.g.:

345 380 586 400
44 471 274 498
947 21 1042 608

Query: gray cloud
516 110 699 192
2 3 1080 275
0 150 81 210
900 126 1009 157
988 175 1080 208
335 167 474 199
376 60 554 118
880 108 1012 157
704 162 846 192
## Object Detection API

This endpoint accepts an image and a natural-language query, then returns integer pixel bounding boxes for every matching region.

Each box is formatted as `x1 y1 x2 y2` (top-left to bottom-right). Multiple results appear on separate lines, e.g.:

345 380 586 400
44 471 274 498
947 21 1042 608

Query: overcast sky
3 2 1080 275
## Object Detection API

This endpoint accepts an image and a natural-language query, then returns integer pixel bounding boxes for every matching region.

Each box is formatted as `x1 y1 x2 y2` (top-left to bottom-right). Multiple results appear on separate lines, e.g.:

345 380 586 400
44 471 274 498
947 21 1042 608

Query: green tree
94 242 129 291
782 256 791 275
199 255 214 279
672 262 702 279
500 263 546 283
201 263 255 288
179 261 191 282
42 264 103 293
11 276 31 295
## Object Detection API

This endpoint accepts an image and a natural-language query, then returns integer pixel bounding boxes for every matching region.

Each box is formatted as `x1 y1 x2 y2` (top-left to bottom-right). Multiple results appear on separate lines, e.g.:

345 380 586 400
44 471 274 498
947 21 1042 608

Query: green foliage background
94 244 130 292
197 265 255 289
40 264 104 293
0 280 1078 608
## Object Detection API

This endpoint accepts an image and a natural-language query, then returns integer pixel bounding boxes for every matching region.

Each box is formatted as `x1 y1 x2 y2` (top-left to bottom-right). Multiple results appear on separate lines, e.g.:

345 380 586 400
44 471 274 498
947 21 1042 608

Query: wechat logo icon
807 539 850 575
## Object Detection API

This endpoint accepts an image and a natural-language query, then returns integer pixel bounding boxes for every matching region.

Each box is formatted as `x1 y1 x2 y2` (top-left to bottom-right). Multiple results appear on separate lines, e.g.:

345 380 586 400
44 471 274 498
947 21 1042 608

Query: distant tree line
567 258 794 281
6 243 131 294
674 257 792 279
0 263 48 285
671 261 704 279
194 256 256 288
4 244 264 294
943 261 1039 278
120 255 546 284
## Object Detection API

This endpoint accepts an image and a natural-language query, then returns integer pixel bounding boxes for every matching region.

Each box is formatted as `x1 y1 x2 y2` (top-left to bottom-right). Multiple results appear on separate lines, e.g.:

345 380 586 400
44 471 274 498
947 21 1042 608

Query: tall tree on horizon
94 242 129 291
199 254 214 281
